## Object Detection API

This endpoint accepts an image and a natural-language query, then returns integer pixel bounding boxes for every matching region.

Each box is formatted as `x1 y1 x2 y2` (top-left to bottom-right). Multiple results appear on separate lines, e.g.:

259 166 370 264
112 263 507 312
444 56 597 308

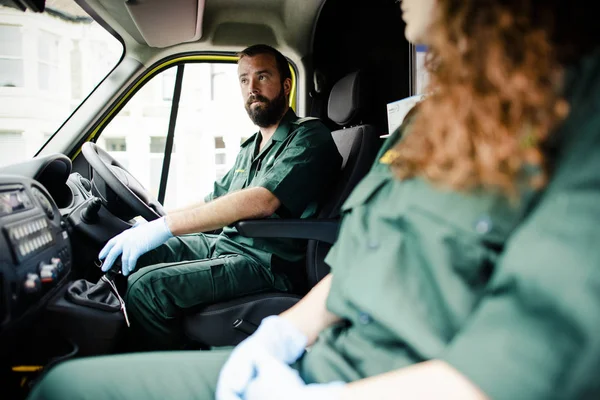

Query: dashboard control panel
0 177 71 330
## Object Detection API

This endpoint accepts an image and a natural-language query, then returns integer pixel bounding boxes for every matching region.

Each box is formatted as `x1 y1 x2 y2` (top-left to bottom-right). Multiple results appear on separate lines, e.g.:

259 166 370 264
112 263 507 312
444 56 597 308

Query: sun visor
125 0 205 48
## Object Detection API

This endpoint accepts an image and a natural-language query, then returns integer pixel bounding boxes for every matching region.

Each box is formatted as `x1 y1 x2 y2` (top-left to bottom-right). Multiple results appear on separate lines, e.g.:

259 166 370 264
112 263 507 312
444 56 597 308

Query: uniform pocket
229 171 248 191
405 181 520 286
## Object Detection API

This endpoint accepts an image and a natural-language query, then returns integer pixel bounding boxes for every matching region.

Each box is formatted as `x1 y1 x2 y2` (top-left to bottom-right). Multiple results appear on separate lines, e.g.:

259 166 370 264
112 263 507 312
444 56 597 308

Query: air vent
31 187 54 219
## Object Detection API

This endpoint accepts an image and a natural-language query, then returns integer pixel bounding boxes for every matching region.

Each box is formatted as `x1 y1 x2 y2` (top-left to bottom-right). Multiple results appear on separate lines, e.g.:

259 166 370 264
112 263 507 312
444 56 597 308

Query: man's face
238 53 291 128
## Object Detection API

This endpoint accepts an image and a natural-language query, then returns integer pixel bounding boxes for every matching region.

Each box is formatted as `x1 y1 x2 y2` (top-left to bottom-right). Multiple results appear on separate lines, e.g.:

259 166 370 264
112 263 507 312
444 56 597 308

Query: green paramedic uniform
125 108 342 349
29 50 600 400
299 49 600 399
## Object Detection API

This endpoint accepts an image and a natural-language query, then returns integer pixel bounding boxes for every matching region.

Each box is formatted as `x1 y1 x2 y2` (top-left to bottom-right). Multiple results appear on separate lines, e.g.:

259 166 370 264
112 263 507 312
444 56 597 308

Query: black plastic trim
157 64 185 204
234 218 339 244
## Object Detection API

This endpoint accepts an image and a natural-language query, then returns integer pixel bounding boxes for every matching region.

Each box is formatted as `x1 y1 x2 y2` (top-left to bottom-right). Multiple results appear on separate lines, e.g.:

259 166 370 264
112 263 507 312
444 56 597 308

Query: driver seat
183 70 381 346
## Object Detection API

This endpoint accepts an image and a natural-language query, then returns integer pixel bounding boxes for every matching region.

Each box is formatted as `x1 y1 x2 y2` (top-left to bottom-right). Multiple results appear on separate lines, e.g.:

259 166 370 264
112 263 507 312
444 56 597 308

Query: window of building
150 136 176 153
38 32 60 91
214 135 227 179
214 136 225 149
88 40 118 91
0 25 24 87
105 137 126 152
214 153 226 165
214 136 227 165
0 131 26 167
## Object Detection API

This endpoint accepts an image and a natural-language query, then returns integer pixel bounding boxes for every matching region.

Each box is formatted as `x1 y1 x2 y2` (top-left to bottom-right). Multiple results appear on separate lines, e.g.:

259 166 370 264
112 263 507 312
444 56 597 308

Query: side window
96 62 257 211
387 45 430 135
414 45 430 95
97 65 178 202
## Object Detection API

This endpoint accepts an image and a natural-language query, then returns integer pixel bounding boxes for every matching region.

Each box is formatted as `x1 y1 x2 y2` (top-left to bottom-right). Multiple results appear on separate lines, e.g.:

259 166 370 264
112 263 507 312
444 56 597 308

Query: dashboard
0 155 75 334
0 151 142 377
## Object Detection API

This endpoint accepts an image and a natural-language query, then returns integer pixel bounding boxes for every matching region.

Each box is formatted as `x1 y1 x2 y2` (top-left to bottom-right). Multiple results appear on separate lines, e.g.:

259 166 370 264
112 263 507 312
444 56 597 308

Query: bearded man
97 44 342 350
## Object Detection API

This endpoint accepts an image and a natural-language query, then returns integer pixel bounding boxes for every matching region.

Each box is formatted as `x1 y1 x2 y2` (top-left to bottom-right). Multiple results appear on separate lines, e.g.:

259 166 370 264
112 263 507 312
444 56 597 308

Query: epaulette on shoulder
294 116 320 125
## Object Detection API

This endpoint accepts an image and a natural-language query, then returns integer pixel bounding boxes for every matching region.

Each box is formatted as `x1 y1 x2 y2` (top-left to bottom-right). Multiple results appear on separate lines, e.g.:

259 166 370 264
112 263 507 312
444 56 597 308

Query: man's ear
283 78 292 97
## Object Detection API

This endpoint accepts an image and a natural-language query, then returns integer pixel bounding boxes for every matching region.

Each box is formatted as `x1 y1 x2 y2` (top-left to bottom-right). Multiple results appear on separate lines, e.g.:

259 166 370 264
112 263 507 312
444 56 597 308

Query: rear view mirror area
0 0 45 13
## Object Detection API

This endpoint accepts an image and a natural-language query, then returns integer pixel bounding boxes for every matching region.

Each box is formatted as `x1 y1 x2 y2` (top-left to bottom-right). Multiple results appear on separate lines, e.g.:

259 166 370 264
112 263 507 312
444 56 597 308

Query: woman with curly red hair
30 0 600 399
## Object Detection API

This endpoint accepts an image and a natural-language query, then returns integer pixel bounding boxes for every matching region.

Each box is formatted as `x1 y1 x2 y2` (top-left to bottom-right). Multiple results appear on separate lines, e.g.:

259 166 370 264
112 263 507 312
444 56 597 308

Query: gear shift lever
95 259 130 327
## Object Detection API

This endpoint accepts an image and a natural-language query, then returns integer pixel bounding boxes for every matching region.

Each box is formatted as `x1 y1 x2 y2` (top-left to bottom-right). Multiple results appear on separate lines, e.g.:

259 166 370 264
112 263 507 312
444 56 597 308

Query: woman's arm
280 274 341 345
341 360 488 400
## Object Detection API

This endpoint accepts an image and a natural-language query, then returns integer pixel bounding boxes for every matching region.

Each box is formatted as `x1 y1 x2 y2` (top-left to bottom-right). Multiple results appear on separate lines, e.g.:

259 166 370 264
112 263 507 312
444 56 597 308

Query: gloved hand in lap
216 315 309 400
244 354 345 400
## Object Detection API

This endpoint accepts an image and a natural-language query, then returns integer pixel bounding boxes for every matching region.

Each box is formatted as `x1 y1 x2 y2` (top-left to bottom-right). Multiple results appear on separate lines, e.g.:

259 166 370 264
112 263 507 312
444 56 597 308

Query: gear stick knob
82 197 102 224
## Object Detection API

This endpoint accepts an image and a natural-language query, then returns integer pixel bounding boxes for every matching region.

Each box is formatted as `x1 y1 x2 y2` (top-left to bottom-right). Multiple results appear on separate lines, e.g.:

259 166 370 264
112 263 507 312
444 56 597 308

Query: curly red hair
392 0 597 196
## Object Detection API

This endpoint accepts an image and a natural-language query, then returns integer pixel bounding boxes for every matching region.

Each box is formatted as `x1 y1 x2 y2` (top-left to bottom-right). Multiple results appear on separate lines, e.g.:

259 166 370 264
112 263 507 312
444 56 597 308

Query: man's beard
245 88 287 128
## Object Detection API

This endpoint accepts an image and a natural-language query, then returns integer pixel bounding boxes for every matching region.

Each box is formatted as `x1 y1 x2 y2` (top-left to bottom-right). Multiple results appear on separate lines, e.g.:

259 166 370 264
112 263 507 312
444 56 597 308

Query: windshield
0 0 123 167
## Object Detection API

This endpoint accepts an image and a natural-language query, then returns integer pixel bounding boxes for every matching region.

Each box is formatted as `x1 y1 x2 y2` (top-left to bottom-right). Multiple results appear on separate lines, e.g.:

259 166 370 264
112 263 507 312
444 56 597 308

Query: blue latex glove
244 354 345 400
99 217 173 276
131 219 146 228
216 316 308 400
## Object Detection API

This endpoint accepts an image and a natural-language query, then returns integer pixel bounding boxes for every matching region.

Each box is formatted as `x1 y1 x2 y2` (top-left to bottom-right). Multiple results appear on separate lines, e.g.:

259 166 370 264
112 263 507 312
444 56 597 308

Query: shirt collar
271 108 298 142
241 108 297 151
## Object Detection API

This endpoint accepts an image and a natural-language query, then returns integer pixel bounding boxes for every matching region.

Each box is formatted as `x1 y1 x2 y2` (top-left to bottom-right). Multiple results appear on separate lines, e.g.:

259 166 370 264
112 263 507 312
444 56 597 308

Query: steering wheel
81 142 166 221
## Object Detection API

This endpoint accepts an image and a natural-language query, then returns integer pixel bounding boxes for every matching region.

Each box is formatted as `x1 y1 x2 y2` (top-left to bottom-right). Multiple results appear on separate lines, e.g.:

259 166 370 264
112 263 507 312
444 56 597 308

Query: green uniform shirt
204 109 342 267
300 50 600 399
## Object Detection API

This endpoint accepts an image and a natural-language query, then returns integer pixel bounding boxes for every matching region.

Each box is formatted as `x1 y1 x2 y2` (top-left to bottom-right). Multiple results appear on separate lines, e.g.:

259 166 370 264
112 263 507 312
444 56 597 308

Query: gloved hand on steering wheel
99 216 173 276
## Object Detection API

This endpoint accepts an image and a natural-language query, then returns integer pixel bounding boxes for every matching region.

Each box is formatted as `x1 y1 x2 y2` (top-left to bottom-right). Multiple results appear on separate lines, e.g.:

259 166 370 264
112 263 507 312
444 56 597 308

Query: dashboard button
23 273 41 294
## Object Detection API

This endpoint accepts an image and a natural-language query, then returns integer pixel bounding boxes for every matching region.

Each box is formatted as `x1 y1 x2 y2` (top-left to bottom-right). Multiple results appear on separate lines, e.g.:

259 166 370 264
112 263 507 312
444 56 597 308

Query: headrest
327 71 364 126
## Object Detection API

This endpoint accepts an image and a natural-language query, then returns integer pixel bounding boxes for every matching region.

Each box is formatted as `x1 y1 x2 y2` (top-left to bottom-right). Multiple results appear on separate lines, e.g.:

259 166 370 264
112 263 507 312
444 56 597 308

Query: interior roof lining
125 0 205 48
82 0 326 59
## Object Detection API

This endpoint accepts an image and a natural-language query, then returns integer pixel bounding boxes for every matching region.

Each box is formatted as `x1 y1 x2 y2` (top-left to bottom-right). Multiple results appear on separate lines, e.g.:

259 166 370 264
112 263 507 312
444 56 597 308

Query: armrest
234 219 339 244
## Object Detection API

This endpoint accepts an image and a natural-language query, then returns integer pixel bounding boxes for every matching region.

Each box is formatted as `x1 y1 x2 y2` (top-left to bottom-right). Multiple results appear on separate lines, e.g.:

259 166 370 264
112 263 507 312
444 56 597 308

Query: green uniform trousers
27 350 316 399
28 349 233 399
126 233 290 350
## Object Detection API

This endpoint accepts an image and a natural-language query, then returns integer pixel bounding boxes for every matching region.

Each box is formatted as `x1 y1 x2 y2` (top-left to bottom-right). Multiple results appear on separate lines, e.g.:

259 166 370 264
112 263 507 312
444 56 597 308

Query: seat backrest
306 70 382 288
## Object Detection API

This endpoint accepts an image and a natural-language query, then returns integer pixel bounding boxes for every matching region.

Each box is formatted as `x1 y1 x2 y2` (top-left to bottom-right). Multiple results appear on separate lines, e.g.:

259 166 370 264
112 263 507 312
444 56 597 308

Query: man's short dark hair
238 44 292 83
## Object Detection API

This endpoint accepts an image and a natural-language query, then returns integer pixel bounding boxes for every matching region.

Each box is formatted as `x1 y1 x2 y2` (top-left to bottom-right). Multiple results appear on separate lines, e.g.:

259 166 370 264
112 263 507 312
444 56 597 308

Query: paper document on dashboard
386 94 424 136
